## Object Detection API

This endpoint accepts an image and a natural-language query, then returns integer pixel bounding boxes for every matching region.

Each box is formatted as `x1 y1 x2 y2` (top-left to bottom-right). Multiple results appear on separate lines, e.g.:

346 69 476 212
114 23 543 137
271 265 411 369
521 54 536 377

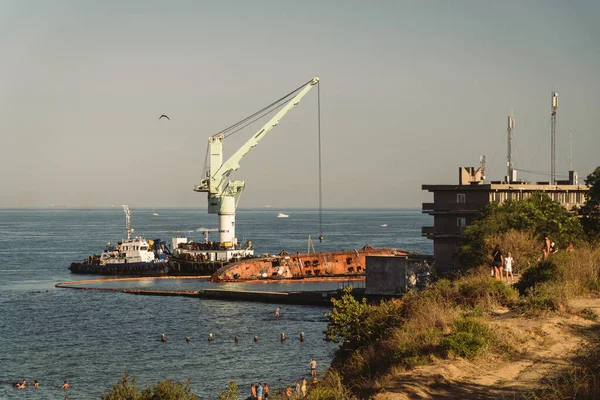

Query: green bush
141 379 198 400
457 193 585 269
308 370 358 400
101 372 141 400
100 372 199 400
218 381 239 400
457 272 519 309
516 259 559 295
326 287 401 348
440 316 490 358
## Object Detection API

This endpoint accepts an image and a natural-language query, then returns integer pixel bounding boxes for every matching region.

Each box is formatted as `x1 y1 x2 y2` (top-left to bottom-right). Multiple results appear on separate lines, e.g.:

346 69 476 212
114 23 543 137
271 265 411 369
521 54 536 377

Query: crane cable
318 81 323 243
212 78 316 139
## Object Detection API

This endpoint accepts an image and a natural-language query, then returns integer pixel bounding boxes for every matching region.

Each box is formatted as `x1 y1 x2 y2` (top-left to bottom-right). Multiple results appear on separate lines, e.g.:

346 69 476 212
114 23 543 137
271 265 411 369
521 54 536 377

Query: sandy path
374 298 600 400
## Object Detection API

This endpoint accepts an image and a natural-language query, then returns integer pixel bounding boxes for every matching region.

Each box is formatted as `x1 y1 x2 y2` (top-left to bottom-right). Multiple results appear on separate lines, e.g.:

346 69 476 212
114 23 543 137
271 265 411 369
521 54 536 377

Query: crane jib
200 76 320 245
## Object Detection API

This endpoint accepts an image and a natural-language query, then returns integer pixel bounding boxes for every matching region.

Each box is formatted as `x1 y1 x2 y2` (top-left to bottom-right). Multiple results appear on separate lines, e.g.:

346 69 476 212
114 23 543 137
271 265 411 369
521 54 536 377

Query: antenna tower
480 155 486 183
507 109 515 182
551 92 558 184
569 129 573 171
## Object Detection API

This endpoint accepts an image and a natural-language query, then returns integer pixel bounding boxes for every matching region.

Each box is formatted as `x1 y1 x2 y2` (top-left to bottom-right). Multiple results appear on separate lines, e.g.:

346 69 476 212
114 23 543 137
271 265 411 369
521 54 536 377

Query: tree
580 166 600 241
457 192 585 269
325 287 401 348
218 381 240 400
100 373 199 400
101 372 141 400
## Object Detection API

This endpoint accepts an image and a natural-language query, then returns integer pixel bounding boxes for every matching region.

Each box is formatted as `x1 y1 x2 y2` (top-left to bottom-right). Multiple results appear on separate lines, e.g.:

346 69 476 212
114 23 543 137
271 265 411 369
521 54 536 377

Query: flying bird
159 114 170 120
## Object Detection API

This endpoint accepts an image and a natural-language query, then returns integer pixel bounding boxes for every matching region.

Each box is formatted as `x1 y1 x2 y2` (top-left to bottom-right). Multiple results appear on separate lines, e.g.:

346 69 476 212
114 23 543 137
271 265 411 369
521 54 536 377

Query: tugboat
69 205 169 275
168 228 255 275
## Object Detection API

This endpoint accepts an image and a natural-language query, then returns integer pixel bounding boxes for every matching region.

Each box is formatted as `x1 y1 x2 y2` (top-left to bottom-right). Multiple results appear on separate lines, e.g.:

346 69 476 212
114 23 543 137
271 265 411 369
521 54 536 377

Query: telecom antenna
507 109 515 183
551 92 558 184
569 129 573 171
480 155 486 183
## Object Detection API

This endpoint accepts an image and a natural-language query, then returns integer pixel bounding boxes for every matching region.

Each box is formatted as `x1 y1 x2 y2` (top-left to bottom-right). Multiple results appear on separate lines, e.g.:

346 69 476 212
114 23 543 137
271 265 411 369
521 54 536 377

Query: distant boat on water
152 208 159 216
380 224 388 227
277 213 289 218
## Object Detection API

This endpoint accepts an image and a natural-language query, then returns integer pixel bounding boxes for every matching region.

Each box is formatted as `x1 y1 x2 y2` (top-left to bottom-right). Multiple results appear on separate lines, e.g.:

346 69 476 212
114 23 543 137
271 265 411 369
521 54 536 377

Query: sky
1 0 599 209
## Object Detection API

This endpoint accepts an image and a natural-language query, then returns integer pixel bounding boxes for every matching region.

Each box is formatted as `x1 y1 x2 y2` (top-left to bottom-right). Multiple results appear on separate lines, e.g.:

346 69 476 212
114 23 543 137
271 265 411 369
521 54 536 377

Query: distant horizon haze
1 1 598 208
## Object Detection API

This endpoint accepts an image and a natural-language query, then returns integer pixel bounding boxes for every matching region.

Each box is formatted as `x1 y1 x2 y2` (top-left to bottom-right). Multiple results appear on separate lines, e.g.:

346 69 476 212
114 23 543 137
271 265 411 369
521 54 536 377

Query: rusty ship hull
210 246 410 282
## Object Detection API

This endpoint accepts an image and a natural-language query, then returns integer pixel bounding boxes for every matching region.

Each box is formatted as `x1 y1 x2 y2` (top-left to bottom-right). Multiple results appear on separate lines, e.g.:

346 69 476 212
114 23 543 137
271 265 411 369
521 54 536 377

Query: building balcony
422 226 463 239
422 202 488 214
422 226 434 236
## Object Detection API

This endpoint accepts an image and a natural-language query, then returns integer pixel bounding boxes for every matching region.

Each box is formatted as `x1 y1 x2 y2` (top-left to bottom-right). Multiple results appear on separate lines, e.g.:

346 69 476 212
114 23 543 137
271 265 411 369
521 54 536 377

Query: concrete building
365 255 433 296
422 167 588 272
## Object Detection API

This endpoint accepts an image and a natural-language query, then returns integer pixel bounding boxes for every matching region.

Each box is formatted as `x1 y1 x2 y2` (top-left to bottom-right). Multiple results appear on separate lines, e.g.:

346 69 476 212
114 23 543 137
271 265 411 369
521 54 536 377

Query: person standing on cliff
256 382 263 400
310 358 317 379
504 251 515 284
492 245 503 279
543 235 551 260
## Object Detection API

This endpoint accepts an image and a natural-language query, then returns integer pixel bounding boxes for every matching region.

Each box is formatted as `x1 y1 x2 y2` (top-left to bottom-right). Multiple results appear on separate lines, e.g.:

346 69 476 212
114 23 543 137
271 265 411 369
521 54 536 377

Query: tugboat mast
122 205 132 240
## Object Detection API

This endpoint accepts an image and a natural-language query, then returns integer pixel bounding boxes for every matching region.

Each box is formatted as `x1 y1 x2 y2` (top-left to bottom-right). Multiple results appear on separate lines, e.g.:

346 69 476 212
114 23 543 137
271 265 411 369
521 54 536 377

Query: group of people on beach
248 359 317 399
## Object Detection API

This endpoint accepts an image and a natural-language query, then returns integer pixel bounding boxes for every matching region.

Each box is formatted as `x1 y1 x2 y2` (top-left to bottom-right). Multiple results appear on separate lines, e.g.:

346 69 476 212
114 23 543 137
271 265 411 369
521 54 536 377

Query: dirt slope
374 298 600 400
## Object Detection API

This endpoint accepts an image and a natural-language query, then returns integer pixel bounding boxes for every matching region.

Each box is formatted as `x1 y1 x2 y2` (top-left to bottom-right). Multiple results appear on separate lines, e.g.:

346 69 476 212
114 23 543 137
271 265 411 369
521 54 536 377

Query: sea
0 208 432 399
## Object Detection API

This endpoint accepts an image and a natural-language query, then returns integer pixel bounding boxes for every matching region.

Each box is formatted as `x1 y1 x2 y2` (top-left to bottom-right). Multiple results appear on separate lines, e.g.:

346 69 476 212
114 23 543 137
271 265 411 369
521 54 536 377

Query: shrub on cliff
457 192 584 269
326 287 401 348
517 247 600 314
580 165 600 242
100 372 199 400
218 380 240 400
439 315 491 358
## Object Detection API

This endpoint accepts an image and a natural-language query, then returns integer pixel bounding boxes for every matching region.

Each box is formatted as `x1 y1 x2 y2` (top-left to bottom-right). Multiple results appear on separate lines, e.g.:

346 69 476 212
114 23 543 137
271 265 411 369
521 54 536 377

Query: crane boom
194 77 319 245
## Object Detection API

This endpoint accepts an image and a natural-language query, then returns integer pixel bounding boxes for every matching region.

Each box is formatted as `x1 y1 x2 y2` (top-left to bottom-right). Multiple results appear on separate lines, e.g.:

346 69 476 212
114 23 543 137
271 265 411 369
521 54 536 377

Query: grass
517 246 600 315
522 324 600 400
323 270 521 395
315 244 600 399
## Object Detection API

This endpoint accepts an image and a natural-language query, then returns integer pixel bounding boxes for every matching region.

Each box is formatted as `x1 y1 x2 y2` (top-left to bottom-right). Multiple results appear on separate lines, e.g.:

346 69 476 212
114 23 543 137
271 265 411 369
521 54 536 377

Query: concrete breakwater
55 277 354 305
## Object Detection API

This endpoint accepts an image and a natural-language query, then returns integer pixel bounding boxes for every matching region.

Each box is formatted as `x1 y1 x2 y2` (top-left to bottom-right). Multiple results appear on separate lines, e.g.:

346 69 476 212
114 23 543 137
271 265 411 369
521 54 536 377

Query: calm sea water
0 208 431 399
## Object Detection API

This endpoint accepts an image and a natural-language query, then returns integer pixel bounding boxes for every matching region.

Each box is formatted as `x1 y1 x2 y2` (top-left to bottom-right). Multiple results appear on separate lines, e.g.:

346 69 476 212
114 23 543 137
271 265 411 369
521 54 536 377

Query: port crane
194 77 320 246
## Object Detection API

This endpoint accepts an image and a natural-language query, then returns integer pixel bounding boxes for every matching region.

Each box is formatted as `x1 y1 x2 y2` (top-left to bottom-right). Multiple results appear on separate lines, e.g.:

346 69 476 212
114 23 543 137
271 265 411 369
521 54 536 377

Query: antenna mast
551 92 558 184
507 109 515 183
569 129 573 171
122 205 131 240
480 155 486 183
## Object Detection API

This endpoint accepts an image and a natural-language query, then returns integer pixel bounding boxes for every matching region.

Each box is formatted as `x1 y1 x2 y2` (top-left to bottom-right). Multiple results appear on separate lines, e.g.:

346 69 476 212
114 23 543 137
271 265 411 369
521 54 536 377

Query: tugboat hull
68 261 169 275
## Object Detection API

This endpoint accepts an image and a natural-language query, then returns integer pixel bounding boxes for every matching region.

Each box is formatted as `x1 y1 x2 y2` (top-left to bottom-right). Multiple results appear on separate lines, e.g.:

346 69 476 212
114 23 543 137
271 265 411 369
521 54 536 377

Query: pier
55 276 351 305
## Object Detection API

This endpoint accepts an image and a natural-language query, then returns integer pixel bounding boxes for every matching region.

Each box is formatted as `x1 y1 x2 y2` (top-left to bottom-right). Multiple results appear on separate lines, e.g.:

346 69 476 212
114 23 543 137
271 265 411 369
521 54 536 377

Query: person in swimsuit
492 245 503 279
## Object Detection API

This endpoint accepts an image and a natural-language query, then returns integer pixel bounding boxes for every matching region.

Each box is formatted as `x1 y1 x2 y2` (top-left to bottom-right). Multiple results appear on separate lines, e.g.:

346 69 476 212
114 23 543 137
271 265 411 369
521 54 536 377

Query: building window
457 217 466 232
457 193 466 203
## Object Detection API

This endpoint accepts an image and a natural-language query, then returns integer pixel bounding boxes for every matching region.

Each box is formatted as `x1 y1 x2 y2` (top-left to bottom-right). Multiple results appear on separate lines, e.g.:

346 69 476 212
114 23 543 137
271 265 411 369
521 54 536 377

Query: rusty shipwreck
210 245 410 282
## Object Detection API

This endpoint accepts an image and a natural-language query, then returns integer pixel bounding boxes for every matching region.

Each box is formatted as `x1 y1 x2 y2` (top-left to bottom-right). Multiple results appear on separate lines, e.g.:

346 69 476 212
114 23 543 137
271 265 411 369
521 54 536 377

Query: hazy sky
1 0 599 209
